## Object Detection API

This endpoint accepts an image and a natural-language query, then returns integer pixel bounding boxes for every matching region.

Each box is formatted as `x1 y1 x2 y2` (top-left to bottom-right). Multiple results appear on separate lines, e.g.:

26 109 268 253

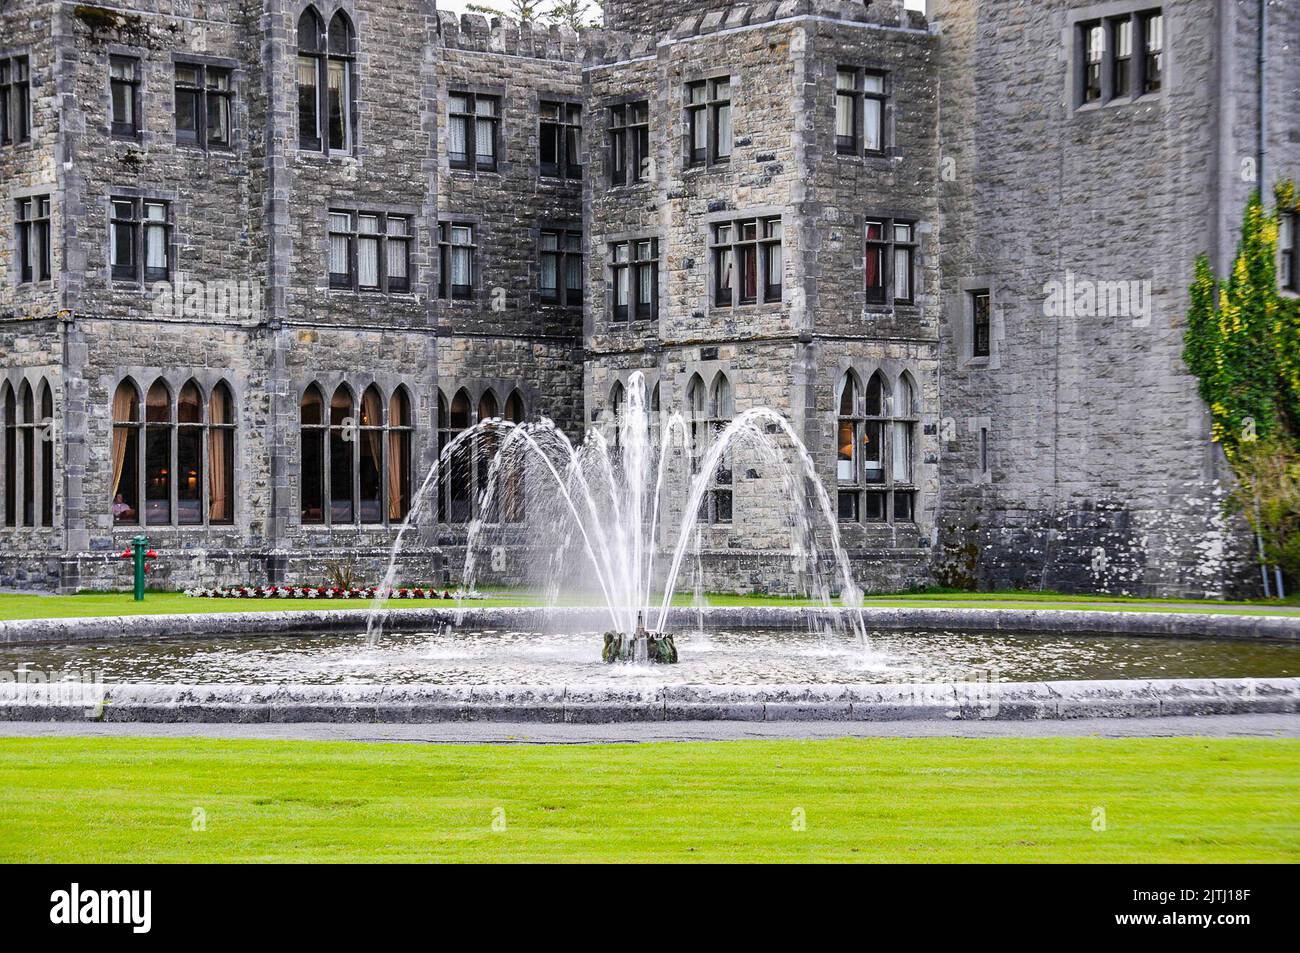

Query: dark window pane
145 426 171 524
301 429 324 523
177 427 203 524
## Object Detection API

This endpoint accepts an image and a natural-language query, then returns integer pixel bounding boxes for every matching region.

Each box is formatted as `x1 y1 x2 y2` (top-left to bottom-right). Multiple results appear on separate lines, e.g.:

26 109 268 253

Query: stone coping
1 678 1296 724
1 604 1298 646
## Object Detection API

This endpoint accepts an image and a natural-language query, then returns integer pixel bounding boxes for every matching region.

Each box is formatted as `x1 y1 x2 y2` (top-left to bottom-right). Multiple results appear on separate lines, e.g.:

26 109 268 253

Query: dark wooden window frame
110 196 172 285
447 90 499 172
327 209 412 294
711 216 782 308
609 99 650 186
539 100 582 180
864 217 916 307
609 237 658 322
0 55 31 146
15 195 51 284
437 221 476 300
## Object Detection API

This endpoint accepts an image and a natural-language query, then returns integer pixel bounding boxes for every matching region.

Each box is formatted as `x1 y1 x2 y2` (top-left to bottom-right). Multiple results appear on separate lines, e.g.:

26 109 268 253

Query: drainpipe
1258 0 1268 192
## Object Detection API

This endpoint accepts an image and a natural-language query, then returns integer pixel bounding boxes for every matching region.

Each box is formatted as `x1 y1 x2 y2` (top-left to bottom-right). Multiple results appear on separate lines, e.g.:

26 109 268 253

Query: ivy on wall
1183 182 1300 588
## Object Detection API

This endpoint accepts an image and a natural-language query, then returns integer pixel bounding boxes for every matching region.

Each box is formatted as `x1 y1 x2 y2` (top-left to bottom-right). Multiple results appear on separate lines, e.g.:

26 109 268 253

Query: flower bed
183 586 485 600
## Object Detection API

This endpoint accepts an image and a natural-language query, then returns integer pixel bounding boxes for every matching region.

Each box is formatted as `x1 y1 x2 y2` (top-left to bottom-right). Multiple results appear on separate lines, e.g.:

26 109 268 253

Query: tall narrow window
359 385 383 523
437 222 475 299
39 382 53 527
1140 11 1163 94
175 381 204 525
328 385 354 524
441 389 473 523
328 211 353 288
689 373 733 524
609 238 658 321
111 380 140 525
893 221 915 304
297 7 324 150
540 228 583 307
502 390 525 523
609 100 649 185
836 373 861 522
143 379 172 525
1082 21 1104 103
15 195 51 284
1280 212 1298 294
110 56 140 138
326 12 354 152
448 92 499 171
712 216 782 307
1112 17 1133 98
389 387 413 522
971 290 991 358
300 384 325 524
0 56 31 145
686 78 730 167
208 382 234 524
175 62 232 149
2 384 14 527
540 101 582 179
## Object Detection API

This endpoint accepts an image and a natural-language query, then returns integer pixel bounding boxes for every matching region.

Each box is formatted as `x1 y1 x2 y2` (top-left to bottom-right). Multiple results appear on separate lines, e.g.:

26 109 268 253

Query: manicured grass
0 589 1296 621
0 737 1295 862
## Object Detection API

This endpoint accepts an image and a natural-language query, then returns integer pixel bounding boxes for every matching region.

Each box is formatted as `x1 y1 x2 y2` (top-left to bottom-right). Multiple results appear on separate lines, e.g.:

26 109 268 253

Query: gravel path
1 714 1296 744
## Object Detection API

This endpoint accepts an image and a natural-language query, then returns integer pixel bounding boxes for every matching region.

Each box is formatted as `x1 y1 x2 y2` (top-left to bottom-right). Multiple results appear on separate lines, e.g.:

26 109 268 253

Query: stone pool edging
1 677 1296 724
2 604 1298 645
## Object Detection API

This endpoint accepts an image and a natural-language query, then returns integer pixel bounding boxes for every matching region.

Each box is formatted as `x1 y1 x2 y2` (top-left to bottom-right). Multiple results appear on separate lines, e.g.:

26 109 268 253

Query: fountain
367 371 865 660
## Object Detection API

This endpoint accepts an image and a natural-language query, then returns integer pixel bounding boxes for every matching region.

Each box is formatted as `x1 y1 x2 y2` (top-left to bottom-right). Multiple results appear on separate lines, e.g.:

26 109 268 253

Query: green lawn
0 737 1295 862
0 588 1297 621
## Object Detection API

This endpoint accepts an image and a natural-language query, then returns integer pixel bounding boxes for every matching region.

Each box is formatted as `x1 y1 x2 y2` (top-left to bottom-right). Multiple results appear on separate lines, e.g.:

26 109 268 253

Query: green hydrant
128 535 151 602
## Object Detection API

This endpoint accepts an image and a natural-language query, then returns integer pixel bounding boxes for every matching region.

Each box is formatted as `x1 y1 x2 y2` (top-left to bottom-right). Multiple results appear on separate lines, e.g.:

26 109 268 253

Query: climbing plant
1183 183 1300 588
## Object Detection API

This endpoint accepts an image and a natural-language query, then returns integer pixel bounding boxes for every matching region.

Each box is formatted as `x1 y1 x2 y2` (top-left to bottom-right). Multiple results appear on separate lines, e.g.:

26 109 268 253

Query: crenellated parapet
665 0 929 41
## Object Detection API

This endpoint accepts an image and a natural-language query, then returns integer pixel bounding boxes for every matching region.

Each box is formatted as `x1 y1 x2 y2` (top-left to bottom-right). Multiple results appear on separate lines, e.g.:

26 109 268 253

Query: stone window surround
0 370 57 532
12 186 53 288
445 84 504 175
101 187 181 291
699 205 785 319
967 414 993 485
107 370 241 532
680 69 734 174
534 220 584 309
955 275 1001 368
297 375 418 530
320 202 422 297
0 46 34 149
831 360 921 526
106 49 143 141
1066 2 1169 113
168 52 242 153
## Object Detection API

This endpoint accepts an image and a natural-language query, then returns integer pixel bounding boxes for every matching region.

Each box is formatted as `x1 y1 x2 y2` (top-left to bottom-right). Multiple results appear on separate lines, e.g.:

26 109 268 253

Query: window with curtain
110 56 140 139
712 217 782 308
685 77 730 167
2 378 55 529
296 7 355 153
836 370 917 523
609 100 649 186
300 381 413 526
439 389 473 523
110 197 171 284
609 238 658 321
864 217 915 306
174 62 232 149
437 223 476 299
110 377 235 527
328 209 411 292
448 92 499 171
539 228 583 307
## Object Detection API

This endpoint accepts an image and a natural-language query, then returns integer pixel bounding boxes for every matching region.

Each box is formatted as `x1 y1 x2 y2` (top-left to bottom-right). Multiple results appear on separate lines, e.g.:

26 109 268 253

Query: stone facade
0 0 1294 597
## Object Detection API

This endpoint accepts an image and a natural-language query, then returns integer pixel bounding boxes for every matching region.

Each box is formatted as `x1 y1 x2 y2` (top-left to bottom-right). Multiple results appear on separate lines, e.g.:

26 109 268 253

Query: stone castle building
0 0 1296 596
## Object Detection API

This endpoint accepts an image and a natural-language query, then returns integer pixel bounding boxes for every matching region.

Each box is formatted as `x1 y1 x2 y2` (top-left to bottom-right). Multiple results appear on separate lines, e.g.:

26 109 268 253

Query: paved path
1 714 1296 744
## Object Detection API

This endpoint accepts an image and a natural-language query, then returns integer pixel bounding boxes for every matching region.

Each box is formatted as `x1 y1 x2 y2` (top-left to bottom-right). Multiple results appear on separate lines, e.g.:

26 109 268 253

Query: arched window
111 377 237 527
836 369 917 524
688 372 733 524
299 381 412 526
502 390 525 523
0 380 50 528
208 382 235 523
389 387 412 521
296 7 326 150
609 380 625 448
441 388 473 523
326 11 355 152
297 7 355 153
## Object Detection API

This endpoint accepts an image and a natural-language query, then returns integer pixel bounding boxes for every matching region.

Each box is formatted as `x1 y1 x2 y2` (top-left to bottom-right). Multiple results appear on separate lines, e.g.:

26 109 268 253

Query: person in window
112 493 136 523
